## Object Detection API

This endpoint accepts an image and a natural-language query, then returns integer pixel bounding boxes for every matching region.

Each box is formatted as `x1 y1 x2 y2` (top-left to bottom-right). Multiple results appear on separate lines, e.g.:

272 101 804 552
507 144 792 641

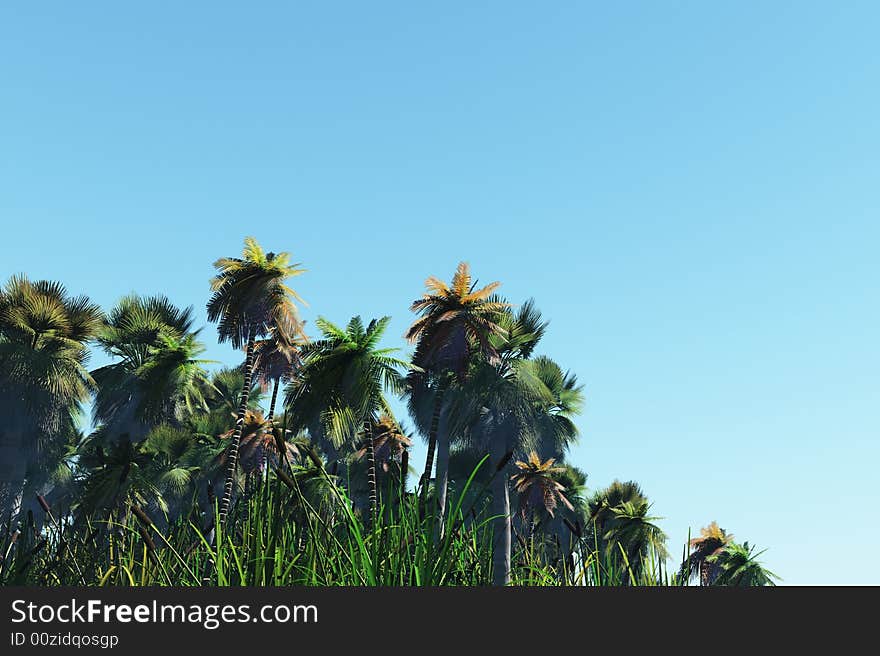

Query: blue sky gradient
2 2 878 584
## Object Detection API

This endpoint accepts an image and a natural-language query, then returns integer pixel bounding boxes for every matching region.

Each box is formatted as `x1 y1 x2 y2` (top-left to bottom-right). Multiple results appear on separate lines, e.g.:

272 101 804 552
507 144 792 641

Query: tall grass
0 466 681 587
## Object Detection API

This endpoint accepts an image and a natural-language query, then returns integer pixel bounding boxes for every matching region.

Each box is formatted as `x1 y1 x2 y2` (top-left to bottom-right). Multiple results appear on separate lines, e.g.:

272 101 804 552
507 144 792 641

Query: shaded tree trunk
263 377 281 478
266 377 280 422
434 411 450 537
491 438 511 586
418 381 447 512
217 334 256 528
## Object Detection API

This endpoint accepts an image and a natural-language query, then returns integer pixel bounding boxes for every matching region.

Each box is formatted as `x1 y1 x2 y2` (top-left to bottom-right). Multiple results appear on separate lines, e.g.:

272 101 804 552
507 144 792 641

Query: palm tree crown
707 541 779 586
206 236 305 349
91 295 211 441
680 521 735 585
406 262 508 380
511 452 574 519
286 316 408 518
588 480 669 580
0 276 102 522
288 316 407 449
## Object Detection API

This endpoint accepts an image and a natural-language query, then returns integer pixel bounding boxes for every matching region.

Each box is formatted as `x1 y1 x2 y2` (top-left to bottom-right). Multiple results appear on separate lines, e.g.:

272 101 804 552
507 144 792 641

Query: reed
0 475 685 587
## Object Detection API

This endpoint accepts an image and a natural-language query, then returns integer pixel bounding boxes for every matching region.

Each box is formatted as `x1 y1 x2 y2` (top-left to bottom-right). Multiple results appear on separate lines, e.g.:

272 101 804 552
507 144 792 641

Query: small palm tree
286 316 407 519
511 452 574 529
588 481 668 583
603 500 668 583
707 541 779 586
92 294 211 440
680 521 734 586
206 237 305 526
587 480 647 541
76 424 207 524
253 327 303 423
217 409 299 480
75 436 158 519
541 463 589 569
140 425 209 521
352 414 413 497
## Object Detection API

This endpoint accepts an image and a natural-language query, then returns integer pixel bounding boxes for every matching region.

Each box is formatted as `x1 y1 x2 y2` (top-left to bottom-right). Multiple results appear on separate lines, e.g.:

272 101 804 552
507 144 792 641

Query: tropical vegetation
0 238 777 586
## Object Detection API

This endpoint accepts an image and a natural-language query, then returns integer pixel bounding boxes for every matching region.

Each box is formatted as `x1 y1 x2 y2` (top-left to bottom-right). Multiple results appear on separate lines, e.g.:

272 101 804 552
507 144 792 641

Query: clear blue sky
2 2 878 584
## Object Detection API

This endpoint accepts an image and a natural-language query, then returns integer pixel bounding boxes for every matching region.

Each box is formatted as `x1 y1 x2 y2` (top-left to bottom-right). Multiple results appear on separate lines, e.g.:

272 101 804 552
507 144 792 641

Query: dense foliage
0 238 776 586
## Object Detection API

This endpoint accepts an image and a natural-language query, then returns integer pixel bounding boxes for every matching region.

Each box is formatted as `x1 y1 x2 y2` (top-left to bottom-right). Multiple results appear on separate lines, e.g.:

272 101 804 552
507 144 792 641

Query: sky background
2 2 878 584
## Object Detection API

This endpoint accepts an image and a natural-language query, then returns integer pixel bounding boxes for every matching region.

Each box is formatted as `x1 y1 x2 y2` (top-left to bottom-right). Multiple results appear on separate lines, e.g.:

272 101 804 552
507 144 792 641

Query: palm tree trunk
267 377 280 422
364 421 378 523
217 334 256 528
266 374 298 474
434 411 450 537
491 438 511 586
264 377 281 478
418 382 446 511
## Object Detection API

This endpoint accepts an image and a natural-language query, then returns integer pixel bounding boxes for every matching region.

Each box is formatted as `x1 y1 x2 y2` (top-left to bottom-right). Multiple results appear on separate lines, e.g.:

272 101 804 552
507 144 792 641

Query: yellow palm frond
461 280 502 303
423 276 450 296
450 262 472 297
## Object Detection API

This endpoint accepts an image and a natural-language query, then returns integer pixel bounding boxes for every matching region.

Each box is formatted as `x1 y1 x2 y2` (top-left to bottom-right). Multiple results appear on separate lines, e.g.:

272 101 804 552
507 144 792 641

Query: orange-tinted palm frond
690 521 734 548
422 276 451 298
405 261 506 376
450 262 472 298
512 453 573 518
461 280 502 304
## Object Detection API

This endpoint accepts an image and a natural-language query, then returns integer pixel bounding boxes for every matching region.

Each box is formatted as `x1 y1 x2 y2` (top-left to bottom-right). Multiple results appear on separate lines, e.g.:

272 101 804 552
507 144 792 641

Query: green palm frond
707 541 779 586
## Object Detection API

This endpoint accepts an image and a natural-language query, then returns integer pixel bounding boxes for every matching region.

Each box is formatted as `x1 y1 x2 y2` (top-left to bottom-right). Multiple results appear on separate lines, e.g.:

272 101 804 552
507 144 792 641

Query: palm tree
707 541 779 586
253 327 303 423
587 480 646 547
539 463 589 572
97 293 196 367
76 424 208 523
92 294 211 442
92 321 212 441
405 262 507 516
216 409 299 481
450 303 580 585
138 424 210 522
364 414 412 475
75 436 158 519
285 316 407 519
0 275 102 523
352 414 413 501
252 324 304 471
680 521 734 586
511 452 574 533
602 501 668 583
206 237 305 527
587 481 668 583
527 356 584 460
